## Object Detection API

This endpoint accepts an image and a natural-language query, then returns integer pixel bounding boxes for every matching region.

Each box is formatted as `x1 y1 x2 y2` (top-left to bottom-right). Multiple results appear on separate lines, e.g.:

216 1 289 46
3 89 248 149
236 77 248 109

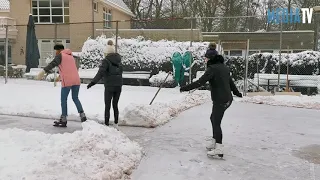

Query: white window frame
229 50 243 57
103 7 112 28
260 50 273 53
38 39 70 67
32 0 70 24
93 2 98 12
248 50 260 55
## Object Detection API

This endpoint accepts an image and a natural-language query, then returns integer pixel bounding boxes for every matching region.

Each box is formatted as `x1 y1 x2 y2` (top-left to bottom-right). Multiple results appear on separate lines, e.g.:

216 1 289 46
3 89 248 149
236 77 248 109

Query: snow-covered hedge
149 71 176 88
79 36 320 86
225 51 320 81
79 35 216 71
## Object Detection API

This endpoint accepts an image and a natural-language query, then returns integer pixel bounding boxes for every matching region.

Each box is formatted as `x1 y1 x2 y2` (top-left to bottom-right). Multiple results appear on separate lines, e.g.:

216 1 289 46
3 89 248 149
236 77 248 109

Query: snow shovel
149 71 172 105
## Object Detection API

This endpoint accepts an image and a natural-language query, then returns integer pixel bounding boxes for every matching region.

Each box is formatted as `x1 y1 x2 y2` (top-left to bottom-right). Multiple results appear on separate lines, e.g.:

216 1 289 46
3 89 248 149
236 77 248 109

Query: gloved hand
53 76 59 87
180 86 187 92
235 92 243 98
87 82 94 89
54 75 60 82
36 70 45 80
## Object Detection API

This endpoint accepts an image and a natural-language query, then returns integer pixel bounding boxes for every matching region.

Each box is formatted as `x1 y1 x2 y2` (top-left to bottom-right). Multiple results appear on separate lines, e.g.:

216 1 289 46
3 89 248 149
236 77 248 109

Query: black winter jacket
91 53 123 87
181 63 241 104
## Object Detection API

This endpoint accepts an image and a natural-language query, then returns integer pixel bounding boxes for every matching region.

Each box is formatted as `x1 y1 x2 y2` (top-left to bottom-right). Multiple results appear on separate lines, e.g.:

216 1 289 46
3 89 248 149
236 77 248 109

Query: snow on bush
149 71 175 88
0 121 142 180
122 91 211 128
80 39 105 69
225 51 320 81
239 95 320 110
80 35 215 70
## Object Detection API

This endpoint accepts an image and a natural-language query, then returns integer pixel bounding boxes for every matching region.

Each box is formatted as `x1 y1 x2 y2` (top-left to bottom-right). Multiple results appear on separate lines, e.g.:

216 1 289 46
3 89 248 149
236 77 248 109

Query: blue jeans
61 85 84 116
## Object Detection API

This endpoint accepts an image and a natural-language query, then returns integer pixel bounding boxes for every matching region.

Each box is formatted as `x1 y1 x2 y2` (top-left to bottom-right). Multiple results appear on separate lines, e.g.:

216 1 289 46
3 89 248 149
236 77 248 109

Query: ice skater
36 44 87 127
204 42 218 63
180 55 242 158
87 40 123 129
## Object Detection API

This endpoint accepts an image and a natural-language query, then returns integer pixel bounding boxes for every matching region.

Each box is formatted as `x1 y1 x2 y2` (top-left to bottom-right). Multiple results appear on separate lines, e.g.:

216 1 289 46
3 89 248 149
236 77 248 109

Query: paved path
1 102 320 180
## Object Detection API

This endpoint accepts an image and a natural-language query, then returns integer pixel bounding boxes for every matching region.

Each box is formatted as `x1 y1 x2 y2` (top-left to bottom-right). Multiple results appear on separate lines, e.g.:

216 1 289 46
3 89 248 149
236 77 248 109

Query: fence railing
1 16 319 96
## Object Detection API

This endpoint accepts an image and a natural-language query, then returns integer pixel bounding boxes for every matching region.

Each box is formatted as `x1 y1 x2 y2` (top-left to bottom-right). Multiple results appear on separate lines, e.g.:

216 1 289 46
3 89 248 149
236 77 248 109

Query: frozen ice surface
1 101 320 179
0 78 210 127
131 102 320 180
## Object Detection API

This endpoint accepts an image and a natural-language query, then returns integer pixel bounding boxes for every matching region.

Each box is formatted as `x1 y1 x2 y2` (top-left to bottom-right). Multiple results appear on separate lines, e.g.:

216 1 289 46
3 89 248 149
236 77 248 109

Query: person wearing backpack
87 40 123 129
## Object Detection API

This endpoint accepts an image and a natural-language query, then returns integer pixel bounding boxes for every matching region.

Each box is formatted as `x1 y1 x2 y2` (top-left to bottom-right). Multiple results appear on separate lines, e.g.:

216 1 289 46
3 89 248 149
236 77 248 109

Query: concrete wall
202 32 314 50
9 0 133 64
69 0 93 51
0 11 9 17
9 0 30 65
35 24 70 39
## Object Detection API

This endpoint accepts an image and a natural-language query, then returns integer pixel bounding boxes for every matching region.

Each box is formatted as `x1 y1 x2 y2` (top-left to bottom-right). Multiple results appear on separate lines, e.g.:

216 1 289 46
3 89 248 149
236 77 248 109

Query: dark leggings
104 86 122 126
210 101 232 144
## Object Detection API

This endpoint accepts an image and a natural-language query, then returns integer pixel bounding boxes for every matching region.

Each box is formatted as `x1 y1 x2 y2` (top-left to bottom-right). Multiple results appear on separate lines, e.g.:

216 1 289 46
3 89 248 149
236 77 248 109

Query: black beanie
207 55 224 66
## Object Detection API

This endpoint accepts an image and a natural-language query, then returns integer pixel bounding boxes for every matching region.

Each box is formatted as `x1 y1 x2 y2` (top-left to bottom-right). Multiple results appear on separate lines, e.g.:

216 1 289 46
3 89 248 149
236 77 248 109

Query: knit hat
104 45 115 56
207 55 224 66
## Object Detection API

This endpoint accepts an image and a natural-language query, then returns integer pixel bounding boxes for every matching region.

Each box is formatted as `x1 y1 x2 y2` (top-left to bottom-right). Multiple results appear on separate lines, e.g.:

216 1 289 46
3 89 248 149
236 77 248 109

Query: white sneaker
207 143 223 158
113 124 119 130
206 138 216 150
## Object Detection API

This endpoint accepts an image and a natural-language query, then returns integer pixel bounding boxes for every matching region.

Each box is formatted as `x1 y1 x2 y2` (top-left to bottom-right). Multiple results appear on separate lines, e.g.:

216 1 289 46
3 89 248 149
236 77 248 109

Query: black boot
80 112 87 122
53 116 67 127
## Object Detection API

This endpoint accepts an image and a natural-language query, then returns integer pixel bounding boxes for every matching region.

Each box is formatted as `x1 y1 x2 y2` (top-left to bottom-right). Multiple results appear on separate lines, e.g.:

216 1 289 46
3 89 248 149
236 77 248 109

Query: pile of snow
80 35 222 69
122 91 211 127
149 71 175 87
0 121 142 180
0 79 209 128
239 95 320 110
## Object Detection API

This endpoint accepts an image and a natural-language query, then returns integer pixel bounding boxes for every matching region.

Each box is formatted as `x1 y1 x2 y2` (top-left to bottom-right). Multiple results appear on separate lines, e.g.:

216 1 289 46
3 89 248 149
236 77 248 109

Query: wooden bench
253 73 319 95
78 68 152 86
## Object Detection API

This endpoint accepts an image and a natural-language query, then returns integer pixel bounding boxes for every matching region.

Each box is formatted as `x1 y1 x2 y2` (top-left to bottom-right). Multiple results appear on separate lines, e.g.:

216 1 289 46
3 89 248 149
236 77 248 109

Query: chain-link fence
1 14 319 95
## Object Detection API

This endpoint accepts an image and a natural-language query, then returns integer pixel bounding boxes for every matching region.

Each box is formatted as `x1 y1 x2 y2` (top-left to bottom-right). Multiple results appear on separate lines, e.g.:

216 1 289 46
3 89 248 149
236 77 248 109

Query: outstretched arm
229 77 242 97
89 60 109 86
180 67 214 91
43 54 62 73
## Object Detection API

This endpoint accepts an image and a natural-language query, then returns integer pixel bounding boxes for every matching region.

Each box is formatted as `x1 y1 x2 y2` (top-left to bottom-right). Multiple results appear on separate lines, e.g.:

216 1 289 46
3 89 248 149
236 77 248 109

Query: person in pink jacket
37 44 87 127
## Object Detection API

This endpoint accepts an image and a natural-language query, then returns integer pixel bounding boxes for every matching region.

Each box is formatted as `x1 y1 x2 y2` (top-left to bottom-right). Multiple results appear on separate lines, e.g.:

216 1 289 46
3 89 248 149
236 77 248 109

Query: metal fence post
53 23 58 85
257 57 260 90
277 18 283 91
243 39 250 96
115 21 119 53
4 25 8 84
189 18 193 85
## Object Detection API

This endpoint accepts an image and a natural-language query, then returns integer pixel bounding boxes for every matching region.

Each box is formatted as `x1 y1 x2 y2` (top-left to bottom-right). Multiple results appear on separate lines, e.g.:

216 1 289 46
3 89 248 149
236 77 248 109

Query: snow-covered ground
0 120 142 180
1 101 320 179
0 78 210 127
238 95 320 110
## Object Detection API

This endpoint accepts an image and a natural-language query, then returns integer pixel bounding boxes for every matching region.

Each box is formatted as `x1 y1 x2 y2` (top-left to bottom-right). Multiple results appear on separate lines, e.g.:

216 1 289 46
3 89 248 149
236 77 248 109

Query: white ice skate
206 138 216 151
207 143 224 158
113 124 119 130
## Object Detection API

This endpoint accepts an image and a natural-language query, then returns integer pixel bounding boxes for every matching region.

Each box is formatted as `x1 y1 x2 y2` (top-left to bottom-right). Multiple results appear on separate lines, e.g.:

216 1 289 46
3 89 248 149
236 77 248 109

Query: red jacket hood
61 49 73 55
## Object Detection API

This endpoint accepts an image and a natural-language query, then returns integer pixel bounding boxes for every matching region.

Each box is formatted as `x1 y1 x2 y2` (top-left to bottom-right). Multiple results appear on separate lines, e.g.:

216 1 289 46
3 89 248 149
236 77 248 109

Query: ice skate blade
206 147 214 151
207 154 225 160
53 124 67 127
53 122 67 127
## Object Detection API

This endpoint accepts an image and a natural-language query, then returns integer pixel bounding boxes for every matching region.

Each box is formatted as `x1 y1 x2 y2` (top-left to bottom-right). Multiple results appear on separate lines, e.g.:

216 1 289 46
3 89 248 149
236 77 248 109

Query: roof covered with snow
102 0 134 17
0 0 9 10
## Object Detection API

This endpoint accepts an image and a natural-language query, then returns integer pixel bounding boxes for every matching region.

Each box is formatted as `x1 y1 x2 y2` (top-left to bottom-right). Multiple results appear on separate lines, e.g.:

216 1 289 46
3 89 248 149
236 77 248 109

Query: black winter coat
91 53 123 87
181 63 241 104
